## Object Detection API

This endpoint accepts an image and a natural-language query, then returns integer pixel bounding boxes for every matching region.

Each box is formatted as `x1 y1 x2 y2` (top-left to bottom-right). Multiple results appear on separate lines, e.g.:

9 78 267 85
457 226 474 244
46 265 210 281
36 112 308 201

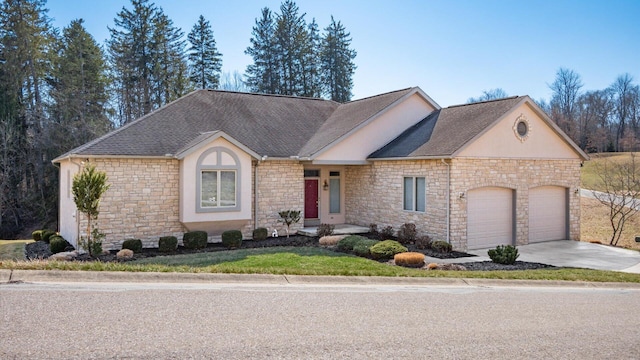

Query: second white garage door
467 187 514 250
529 186 567 243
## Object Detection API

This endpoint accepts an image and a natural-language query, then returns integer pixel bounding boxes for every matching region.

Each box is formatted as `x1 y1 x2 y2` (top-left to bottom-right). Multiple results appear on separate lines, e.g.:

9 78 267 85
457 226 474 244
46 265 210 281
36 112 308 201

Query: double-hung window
201 170 236 208
196 147 241 212
403 176 426 212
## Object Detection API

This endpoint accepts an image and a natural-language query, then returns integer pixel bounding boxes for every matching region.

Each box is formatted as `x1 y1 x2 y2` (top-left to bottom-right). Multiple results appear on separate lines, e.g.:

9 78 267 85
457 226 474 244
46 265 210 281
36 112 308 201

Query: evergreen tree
320 16 357 102
108 0 187 126
0 0 54 236
48 19 111 153
300 18 321 97
274 0 308 96
187 15 222 89
245 7 278 94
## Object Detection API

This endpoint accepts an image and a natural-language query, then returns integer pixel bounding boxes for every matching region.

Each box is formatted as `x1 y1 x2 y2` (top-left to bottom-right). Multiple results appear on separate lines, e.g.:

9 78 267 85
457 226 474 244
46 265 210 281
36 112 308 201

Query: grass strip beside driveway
0 240 33 261
2 246 640 283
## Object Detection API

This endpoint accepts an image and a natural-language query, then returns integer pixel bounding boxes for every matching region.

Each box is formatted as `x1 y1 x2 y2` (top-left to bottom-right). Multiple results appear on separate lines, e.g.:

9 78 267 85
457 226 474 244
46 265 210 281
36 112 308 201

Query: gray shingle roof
369 96 524 158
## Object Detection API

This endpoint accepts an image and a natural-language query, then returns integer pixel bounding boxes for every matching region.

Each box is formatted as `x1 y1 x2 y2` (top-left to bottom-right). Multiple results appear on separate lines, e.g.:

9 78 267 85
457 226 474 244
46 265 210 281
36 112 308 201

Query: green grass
2 246 640 283
0 240 33 261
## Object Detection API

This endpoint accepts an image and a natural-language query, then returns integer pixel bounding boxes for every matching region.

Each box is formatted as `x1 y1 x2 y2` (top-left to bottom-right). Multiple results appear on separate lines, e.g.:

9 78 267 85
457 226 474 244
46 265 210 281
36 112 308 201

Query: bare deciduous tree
592 153 640 246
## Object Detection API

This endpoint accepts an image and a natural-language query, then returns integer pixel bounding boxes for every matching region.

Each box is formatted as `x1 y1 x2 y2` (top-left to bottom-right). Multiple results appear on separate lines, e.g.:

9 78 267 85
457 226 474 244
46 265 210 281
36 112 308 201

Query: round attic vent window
513 114 531 142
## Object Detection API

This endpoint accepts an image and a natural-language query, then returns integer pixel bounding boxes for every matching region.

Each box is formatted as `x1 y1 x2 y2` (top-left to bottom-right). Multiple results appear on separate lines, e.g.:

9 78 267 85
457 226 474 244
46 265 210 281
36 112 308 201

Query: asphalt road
2 281 640 359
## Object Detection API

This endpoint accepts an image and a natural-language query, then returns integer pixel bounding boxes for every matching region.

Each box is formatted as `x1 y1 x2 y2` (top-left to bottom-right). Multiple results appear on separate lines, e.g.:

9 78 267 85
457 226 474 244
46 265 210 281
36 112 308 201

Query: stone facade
345 158 581 251
254 160 305 236
85 158 184 250
448 158 581 250
345 160 449 241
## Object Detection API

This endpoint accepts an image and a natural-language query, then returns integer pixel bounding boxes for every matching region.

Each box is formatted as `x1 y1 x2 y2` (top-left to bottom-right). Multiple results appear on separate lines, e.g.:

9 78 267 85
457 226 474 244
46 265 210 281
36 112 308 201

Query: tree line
0 0 357 238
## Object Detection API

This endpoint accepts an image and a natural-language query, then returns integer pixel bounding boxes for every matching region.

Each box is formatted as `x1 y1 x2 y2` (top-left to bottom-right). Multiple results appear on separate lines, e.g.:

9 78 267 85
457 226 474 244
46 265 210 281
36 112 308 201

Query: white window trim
403 176 426 212
196 147 241 213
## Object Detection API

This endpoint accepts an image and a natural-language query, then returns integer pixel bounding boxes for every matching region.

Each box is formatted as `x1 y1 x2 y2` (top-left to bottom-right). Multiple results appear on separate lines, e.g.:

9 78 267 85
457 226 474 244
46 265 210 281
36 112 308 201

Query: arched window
196 147 241 212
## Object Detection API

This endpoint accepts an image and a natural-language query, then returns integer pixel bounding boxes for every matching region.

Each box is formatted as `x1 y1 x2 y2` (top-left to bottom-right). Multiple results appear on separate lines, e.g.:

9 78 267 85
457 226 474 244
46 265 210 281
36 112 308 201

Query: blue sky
46 0 640 107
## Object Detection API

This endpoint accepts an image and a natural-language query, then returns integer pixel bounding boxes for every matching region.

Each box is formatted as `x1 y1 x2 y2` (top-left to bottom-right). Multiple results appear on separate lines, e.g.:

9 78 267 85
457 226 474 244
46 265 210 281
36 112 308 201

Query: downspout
441 159 450 244
255 156 266 231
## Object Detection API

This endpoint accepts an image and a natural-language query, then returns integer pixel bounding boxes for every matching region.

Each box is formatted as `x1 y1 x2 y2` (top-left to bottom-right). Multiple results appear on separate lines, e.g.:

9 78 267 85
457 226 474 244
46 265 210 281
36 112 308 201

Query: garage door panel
529 186 567 242
467 187 513 249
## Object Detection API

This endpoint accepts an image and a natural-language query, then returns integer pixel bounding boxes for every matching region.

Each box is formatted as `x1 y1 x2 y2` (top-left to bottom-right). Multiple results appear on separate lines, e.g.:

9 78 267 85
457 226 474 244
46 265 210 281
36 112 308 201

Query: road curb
2 269 640 289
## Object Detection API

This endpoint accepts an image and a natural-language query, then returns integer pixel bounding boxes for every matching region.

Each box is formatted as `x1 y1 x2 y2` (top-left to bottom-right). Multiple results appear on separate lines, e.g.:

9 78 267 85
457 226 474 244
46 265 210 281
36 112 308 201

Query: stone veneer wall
254 160 305 236
83 158 185 250
345 160 449 241
448 158 581 250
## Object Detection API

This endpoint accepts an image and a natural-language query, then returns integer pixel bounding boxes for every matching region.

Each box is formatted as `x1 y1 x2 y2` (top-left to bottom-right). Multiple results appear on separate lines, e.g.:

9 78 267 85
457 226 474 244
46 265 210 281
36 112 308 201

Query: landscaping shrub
183 231 208 250
116 249 134 260
222 230 243 249
121 239 143 252
316 223 335 237
337 235 368 252
415 235 432 250
397 223 417 244
252 227 268 241
159 236 178 252
49 236 72 254
369 240 407 260
488 245 519 265
41 230 57 244
394 252 426 268
351 239 379 257
369 223 379 236
431 240 452 253
380 226 394 239
319 235 346 246
32 230 44 241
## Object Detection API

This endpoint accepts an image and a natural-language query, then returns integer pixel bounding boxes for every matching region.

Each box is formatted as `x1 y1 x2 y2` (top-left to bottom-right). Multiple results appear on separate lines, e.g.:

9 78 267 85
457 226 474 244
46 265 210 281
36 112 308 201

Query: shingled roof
55 88 422 160
369 96 525 158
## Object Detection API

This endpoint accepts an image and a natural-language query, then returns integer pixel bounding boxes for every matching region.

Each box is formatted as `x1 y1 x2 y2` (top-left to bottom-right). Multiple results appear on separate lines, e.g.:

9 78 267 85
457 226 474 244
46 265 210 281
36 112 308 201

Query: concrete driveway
465 240 640 273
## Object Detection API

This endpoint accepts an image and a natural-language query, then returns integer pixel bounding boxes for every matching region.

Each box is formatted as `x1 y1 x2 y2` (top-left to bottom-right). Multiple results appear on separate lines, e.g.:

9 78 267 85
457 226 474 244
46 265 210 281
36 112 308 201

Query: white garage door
467 187 514 249
529 186 567 243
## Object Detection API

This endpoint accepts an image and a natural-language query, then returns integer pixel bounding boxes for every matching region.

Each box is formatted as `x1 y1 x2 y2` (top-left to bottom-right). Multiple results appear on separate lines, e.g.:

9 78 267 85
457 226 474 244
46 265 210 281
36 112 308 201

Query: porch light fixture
459 192 465 199
323 179 329 191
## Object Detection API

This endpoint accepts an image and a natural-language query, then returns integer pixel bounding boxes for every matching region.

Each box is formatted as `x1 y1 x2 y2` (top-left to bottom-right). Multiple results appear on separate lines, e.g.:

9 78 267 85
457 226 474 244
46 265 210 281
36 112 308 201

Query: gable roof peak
344 87 416 104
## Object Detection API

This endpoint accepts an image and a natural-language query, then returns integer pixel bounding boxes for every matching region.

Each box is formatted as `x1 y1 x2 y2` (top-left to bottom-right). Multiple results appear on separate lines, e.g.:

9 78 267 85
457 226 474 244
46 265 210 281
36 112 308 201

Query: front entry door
304 179 319 219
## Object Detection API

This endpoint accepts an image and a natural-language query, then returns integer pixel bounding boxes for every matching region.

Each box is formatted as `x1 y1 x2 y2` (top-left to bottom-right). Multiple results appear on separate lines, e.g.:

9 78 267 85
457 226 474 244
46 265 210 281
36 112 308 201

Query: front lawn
0 240 33 261
3 246 640 283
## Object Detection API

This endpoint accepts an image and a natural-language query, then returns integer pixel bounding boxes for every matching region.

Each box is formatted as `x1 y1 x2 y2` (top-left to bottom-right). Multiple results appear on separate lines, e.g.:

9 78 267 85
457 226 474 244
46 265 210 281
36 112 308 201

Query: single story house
53 87 588 251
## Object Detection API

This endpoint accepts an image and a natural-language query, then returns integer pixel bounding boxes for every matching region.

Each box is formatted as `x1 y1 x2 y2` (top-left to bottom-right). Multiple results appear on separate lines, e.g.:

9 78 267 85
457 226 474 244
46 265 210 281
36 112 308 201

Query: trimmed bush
252 227 268 241
32 230 44 241
369 240 407 260
397 223 417 244
488 245 519 265
41 230 57 244
394 252 426 268
415 235 432 250
319 235 346 246
431 240 452 253
222 230 243 249
316 223 335 237
183 231 208 250
122 239 143 252
352 239 380 257
337 235 368 252
380 226 394 239
159 236 178 252
49 236 72 254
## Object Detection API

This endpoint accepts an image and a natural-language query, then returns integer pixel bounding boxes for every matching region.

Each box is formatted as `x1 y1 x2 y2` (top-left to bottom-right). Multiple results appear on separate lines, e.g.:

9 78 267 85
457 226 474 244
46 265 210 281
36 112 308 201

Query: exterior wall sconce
574 187 580 195
459 192 465 199
323 180 329 191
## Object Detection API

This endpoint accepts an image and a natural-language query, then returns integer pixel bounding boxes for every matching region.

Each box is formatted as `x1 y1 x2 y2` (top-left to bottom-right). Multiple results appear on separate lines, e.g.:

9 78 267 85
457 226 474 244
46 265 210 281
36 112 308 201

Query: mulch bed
24 235 556 271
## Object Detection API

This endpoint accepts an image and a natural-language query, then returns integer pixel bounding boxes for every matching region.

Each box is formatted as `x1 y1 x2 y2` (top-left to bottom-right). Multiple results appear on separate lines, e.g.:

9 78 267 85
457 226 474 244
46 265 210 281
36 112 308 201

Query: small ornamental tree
278 210 301 238
72 164 110 256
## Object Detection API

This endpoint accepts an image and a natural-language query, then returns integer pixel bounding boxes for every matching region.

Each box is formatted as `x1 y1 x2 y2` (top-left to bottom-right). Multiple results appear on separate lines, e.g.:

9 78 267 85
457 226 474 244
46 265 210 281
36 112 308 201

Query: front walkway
298 224 369 237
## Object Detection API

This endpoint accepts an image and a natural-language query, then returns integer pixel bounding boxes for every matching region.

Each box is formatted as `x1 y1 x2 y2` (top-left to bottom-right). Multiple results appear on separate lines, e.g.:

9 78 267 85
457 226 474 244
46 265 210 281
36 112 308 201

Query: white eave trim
174 130 261 160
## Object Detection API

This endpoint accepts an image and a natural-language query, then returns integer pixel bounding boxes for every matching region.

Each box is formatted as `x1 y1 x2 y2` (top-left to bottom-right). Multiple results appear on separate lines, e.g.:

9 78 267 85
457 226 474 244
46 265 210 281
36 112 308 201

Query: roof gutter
367 155 453 161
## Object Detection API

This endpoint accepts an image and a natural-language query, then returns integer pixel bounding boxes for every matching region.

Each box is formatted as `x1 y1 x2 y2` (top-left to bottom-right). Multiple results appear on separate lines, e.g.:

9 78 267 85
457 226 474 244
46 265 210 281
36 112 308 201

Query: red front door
304 179 319 219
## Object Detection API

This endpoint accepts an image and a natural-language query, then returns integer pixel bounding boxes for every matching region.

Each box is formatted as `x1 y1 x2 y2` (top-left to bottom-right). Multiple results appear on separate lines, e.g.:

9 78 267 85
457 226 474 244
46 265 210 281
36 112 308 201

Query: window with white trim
196 147 241 212
403 176 426 212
